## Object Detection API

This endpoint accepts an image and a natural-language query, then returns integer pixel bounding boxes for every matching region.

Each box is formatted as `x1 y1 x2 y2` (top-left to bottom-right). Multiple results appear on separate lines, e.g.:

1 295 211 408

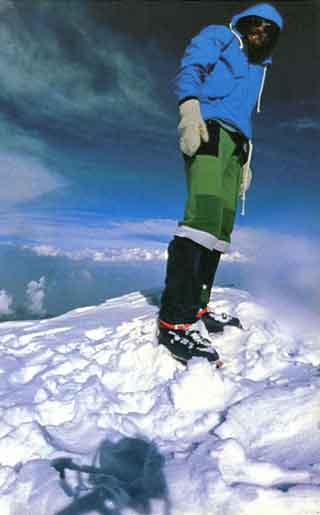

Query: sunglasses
246 16 279 36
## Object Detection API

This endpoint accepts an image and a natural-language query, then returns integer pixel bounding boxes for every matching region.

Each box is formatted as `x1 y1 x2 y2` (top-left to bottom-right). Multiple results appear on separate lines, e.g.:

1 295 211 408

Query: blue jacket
175 3 283 139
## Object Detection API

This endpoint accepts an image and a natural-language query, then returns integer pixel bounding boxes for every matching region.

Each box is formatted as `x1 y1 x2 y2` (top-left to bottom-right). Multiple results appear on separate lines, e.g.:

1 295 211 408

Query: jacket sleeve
175 25 232 104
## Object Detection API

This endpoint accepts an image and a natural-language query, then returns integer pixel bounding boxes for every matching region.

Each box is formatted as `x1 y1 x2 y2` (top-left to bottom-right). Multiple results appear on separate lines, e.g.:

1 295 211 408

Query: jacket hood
231 3 283 30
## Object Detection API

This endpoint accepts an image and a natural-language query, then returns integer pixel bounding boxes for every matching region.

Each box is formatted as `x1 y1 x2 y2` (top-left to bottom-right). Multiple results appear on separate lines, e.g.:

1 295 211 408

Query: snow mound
0 287 319 514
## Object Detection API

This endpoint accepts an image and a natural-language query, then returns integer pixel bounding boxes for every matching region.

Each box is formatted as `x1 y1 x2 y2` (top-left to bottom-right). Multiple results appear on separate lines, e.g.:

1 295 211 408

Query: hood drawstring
229 25 268 114
229 23 244 49
241 140 253 216
228 25 268 215
257 66 267 113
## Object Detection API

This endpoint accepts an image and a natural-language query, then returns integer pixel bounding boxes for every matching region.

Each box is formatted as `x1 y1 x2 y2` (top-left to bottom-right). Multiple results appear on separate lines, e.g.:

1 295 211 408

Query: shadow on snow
52 436 170 515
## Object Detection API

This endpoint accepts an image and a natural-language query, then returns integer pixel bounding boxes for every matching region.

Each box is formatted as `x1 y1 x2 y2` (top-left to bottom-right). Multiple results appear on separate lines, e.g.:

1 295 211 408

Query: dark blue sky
0 0 319 241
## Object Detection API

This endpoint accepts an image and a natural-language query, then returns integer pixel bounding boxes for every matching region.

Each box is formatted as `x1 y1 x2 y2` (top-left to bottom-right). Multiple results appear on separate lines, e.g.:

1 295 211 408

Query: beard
236 17 280 63
245 32 278 63
246 38 270 63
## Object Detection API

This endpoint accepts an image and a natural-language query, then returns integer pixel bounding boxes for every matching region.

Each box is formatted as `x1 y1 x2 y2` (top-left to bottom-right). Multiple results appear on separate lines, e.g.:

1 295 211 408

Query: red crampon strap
196 306 209 318
159 319 192 331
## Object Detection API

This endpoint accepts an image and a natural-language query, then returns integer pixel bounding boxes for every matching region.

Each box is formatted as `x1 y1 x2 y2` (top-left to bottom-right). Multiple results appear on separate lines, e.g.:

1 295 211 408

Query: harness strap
196 306 209 318
159 319 192 331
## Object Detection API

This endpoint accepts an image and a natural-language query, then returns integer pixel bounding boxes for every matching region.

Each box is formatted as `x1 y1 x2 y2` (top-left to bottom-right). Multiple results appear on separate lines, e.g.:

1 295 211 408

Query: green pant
176 125 243 252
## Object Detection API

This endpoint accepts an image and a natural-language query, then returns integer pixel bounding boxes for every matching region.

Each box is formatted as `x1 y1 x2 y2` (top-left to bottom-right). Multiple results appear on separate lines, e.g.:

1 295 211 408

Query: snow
0 287 319 514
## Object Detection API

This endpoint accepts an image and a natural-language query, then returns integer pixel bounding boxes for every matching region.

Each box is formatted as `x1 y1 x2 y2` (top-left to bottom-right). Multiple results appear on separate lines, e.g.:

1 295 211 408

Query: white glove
239 165 252 197
178 99 209 157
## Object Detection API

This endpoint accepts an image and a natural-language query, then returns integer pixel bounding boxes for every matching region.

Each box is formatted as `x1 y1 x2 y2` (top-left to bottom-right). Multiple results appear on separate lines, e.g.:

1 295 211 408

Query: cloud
0 2 175 211
26 244 167 263
25 243 250 265
0 213 177 250
0 2 173 141
231 226 320 331
0 116 49 157
0 289 13 315
0 221 318 328
0 153 67 206
0 242 167 320
279 117 320 132
28 245 60 257
0 0 13 14
105 220 177 240
25 277 46 316
221 251 253 264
